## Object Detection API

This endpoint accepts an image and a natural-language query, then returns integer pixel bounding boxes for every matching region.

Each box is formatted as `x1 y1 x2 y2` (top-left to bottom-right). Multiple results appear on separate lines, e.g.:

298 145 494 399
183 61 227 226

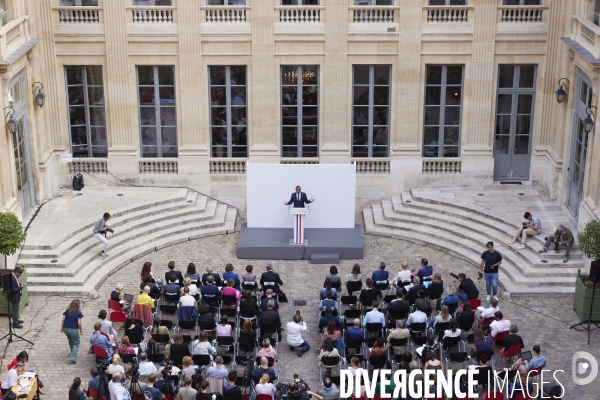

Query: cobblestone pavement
2 228 599 399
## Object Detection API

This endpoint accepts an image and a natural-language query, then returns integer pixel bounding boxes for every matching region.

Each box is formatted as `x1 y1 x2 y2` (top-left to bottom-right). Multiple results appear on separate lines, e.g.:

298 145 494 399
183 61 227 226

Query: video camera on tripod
126 357 139 381
191 365 205 391
276 375 311 400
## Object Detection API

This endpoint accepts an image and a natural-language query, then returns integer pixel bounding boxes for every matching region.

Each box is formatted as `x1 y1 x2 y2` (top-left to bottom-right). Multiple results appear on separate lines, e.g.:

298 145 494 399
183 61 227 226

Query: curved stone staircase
364 188 582 297
19 188 237 296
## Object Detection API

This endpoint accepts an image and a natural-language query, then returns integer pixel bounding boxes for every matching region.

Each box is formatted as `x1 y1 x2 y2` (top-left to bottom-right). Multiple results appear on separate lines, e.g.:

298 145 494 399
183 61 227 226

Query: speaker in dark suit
284 186 314 208
4 267 24 328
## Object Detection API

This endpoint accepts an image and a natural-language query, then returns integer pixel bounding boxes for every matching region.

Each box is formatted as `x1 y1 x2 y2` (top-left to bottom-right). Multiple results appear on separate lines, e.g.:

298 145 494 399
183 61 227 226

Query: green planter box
573 271 600 322
0 268 28 316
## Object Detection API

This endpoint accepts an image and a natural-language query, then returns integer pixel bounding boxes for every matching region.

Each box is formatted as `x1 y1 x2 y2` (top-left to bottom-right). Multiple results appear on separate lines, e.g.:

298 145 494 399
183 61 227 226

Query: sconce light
32 82 46 108
583 106 596 134
555 78 569 104
3 107 17 134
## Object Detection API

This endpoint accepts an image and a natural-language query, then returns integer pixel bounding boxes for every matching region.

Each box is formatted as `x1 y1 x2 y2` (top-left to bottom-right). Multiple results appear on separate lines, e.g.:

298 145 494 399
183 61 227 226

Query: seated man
539 224 574 263
439 286 459 312
138 352 158 376
319 290 337 311
477 297 499 324
489 311 511 339
345 318 364 341
320 278 339 300
201 276 221 303
371 262 389 283
406 303 428 337
201 266 222 286
165 261 184 287
162 276 180 299
89 322 113 361
412 258 433 281
318 307 343 331
260 264 284 292
387 288 410 321
142 373 165 400
510 211 542 250
206 356 229 379
386 320 410 354
239 290 259 316
502 325 524 353
88 367 107 398
454 273 479 302
362 300 385 336
510 345 546 372
259 300 282 341
252 357 276 384
404 276 425 303
309 377 340 400
260 289 280 312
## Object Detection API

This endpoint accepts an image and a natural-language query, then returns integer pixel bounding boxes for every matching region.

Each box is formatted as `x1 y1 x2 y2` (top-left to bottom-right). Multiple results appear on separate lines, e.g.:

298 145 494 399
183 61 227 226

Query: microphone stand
0 291 34 358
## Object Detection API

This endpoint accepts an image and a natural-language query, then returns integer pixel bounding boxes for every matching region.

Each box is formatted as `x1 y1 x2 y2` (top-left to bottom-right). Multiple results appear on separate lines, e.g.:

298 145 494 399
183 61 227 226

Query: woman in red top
221 278 241 305
7 351 45 394
319 320 342 349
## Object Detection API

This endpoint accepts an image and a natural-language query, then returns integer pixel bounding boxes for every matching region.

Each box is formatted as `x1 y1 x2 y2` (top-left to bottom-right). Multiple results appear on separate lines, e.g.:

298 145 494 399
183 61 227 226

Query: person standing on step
92 212 112 258
479 241 502 301
510 211 541 250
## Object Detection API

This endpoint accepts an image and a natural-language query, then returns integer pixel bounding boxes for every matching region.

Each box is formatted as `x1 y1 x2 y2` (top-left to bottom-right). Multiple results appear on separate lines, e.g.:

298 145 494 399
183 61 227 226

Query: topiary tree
578 220 600 262
0 212 27 268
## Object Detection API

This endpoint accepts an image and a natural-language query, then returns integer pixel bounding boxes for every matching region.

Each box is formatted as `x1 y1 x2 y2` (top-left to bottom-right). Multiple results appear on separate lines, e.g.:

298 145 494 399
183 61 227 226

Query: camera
126 357 140 381
449 273 459 280
295 310 301 316
160 360 173 381
477 272 483 280
107 228 114 233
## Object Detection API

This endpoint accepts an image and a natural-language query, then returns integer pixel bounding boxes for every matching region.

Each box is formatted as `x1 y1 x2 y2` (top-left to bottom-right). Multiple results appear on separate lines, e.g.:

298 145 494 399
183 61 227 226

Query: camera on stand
126 357 139 382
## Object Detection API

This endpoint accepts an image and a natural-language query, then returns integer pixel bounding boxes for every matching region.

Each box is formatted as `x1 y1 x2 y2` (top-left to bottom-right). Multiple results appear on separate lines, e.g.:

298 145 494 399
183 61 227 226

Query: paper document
22 372 36 378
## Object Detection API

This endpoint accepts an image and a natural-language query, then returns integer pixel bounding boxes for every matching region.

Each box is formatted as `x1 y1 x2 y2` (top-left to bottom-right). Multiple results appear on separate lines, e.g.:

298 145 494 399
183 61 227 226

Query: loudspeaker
1 273 12 292
588 261 600 284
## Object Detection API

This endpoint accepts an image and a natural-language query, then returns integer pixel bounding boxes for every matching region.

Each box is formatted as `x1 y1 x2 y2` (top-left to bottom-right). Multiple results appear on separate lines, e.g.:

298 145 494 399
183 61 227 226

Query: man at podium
283 186 314 208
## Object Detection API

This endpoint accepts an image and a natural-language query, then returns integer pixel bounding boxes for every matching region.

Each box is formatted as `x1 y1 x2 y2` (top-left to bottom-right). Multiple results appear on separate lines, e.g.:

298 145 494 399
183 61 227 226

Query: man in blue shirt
142 373 164 400
260 289 280 311
412 258 433 281
371 262 389 283
363 300 385 328
201 276 221 305
319 290 337 311
88 367 106 398
479 241 502 301
345 319 364 341
318 308 343 331
406 303 428 336
207 357 230 379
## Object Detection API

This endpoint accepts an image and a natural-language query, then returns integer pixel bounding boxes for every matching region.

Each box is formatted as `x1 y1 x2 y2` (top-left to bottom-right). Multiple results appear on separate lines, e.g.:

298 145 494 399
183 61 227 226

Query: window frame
351 65 391 158
209 65 248 158
428 0 467 5
65 65 108 158
422 65 464 158
132 0 173 6
354 0 394 5
136 65 178 158
281 0 320 5
59 0 99 6
502 0 541 5
206 0 247 5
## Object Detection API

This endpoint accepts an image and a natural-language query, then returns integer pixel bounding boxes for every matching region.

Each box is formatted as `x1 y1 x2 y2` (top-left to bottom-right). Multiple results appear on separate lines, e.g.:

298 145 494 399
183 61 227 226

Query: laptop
519 351 532 361
123 293 134 303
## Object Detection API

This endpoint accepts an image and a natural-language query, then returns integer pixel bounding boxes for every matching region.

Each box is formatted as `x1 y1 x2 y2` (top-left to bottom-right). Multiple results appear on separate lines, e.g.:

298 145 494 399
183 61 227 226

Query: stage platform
237 223 364 260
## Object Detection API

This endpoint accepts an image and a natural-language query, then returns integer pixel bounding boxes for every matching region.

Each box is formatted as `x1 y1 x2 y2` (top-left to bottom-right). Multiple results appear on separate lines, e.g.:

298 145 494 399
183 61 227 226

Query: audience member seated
5 352 45 394
325 265 342 288
259 299 282 341
286 313 310 357
404 276 425 303
428 273 444 300
223 263 241 290
140 274 161 299
138 352 158 375
111 282 130 310
359 278 380 307
394 353 413 374
181 356 199 379
413 258 433 281
69 377 86 400
390 261 413 287
257 338 278 361
388 288 410 320
117 335 135 355
202 266 222 286
319 289 337 311
318 307 343 332
489 311 511 338
223 371 243 400
468 353 492 383
97 309 117 342
407 303 427 336
387 320 410 354
319 321 342 350
201 276 221 302
254 373 277 399
198 304 217 326
163 276 181 299
502 325 524 353
442 320 461 346
222 278 241 305
192 331 215 356
108 372 129 400
88 367 106 398
439 286 459 311
414 290 430 313
471 328 492 357
314 377 340 400
510 345 546 372
260 289 280 311
416 334 438 364
142 373 164 400
207 356 229 379
238 319 256 354
424 352 444 394
89 322 113 361
150 318 171 347
456 303 474 327
260 264 284 291
363 300 385 330
478 297 499 325
179 287 198 308
320 278 339 300
217 315 232 337
196 381 212 400
508 371 535 400
239 290 259 316
242 264 256 284
348 356 364 376
184 262 200 284
371 261 389 283
345 263 362 283
137 286 156 310
375 371 396 398
141 262 156 284
165 260 184 287
318 338 340 370
253 357 277 384
454 273 479 302
177 375 197 400
345 318 364 341
106 354 124 375
170 333 191 362
429 305 452 329
181 277 200 297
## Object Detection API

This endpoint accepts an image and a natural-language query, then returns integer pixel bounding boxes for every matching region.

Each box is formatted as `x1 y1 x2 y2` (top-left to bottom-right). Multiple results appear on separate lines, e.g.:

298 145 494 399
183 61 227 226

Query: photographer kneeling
452 273 479 303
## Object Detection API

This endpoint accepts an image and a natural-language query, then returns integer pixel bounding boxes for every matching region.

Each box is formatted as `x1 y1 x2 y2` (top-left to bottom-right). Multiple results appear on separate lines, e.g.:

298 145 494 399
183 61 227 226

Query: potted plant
0 212 28 316
574 220 600 321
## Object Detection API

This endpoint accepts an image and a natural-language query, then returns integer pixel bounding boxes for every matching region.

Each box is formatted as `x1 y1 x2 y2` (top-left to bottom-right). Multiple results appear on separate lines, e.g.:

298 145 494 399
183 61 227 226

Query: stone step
365 206 576 291
26 208 238 297
23 188 192 251
20 193 208 260
26 204 233 286
385 199 584 267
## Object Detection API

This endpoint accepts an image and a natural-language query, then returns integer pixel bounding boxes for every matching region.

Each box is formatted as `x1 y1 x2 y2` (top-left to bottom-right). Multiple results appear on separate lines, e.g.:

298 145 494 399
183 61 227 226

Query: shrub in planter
0 212 27 268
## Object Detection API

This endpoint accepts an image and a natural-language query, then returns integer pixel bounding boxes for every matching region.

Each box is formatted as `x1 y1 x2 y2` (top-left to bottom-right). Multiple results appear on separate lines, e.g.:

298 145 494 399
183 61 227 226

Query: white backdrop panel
247 163 356 229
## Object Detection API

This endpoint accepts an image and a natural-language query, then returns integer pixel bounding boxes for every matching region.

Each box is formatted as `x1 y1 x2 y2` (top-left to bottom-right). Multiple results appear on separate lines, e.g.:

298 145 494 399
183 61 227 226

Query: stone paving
1 224 599 399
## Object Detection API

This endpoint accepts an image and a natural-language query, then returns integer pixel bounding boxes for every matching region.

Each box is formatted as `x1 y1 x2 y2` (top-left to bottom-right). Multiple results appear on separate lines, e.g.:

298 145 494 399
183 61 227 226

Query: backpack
146 338 159 355
72 173 84 191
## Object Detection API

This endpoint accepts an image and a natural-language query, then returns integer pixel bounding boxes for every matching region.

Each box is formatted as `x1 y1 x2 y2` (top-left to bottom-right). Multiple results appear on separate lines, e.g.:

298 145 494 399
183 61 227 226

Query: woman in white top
179 287 198 308
180 277 200 297
106 354 125 375
216 315 232 337
254 373 277 397
442 320 462 340
429 305 452 329
97 309 117 342
390 261 413 287
344 263 363 283
348 356 364 376
192 331 214 356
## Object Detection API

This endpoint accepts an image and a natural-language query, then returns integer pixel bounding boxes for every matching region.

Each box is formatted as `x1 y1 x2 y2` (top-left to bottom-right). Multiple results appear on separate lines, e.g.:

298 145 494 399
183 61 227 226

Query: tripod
0 291 34 358
569 281 600 345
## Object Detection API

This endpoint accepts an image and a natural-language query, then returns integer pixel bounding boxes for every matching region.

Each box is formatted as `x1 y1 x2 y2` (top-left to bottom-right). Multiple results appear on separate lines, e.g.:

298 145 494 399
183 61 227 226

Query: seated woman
181 277 200 297
179 287 198 308
181 356 198 379
254 373 277 399
7 352 45 394
222 263 241 290
368 337 387 360
184 262 200 285
256 337 277 361
471 328 492 358
428 305 452 329
216 315 232 337
149 318 171 347
117 336 136 355
124 317 145 346
347 356 364 377
439 285 459 312
140 273 161 299
89 322 113 361
170 333 191 363
414 289 430 313
390 261 413 287
111 283 129 310
320 278 339 300
97 309 117 343
456 303 474 326
106 354 125 375
345 263 363 283
221 278 241 306
239 290 259 316
238 320 257 354
318 338 340 370
424 352 445 395
319 321 342 350
325 265 342 288
428 273 444 300
242 264 256 284
192 331 215 356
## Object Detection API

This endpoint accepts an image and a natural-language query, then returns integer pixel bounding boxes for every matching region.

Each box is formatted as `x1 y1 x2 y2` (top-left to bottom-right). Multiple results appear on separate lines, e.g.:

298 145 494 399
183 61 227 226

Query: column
460 0 497 185
319 0 349 162
178 0 210 186
390 0 422 194
249 0 279 162
104 0 139 176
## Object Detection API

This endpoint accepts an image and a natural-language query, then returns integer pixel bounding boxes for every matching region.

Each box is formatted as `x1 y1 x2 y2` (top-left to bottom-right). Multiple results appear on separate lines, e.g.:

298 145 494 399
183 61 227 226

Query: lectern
289 206 309 245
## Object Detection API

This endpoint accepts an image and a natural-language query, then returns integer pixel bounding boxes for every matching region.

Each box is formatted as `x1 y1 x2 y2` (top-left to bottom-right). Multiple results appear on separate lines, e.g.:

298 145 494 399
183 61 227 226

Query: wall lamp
555 78 569 104
3 107 16 134
32 82 46 108
583 106 596 134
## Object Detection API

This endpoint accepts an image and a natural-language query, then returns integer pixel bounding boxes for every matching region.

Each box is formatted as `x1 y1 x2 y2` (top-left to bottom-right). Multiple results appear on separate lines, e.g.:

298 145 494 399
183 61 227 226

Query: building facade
0 0 599 232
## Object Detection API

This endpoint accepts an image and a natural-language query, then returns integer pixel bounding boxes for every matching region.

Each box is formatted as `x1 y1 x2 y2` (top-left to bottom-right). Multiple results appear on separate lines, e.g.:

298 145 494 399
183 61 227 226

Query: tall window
595 0 600 25
132 0 172 5
65 66 107 158
207 0 246 4
60 0 98 5
281 1 320 5
210 66 248 158
355 0 393 4
137 66 177 158
0 0 9 27
352 65 391 158
423 65 463 158
429 0 466 5
502 0 541 4
281 66 319 158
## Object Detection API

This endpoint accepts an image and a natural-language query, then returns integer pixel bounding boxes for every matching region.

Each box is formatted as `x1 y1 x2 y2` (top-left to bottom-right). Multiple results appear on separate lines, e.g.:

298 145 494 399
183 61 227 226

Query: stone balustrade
424 6 470 23
280 159 319 165
350 6 396 23
354 160 390 174
69 159 108 175
56 7 100 23
572 15 600 60
277 6 322 23
204 6 247 23
0 17 31 62
210 160 247 174
139 160 178 174
129 7 175 23
498 6 545 23
422 159 462 174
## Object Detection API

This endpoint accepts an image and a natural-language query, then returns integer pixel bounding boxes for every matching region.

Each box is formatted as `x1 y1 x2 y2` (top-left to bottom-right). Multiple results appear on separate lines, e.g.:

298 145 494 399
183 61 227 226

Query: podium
289 206 309 245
